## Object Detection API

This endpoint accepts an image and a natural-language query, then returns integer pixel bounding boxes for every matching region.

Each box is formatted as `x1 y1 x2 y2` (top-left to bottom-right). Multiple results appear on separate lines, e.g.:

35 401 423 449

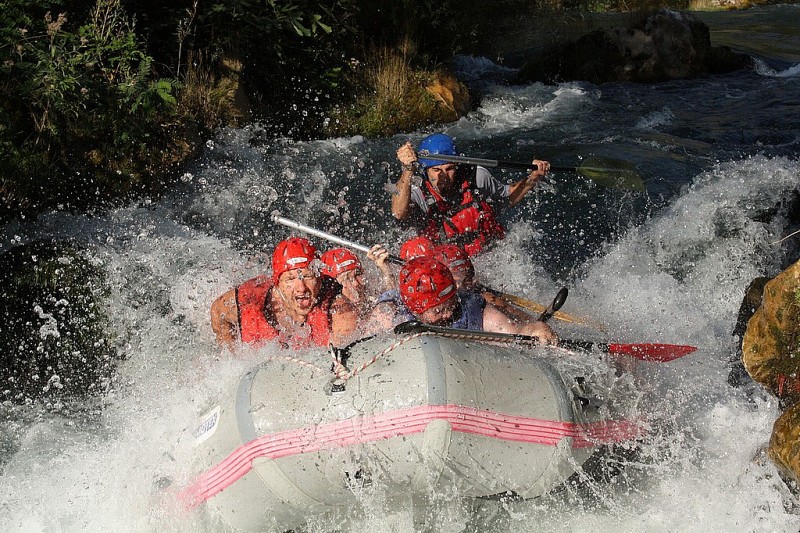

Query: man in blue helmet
391 133 549 256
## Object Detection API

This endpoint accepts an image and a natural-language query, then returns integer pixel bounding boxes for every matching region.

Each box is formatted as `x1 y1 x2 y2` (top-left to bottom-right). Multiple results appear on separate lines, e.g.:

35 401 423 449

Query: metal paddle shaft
393 321 697 362
419 151 561 171
271 214 404 265
417 151 645 192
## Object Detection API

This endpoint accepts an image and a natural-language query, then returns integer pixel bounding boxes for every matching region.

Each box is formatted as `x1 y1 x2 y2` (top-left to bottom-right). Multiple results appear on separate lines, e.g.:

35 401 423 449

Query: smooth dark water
698 3 800 64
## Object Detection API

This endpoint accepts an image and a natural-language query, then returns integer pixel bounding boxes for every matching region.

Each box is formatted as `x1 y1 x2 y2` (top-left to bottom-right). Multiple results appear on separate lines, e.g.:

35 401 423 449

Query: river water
2 4 800 532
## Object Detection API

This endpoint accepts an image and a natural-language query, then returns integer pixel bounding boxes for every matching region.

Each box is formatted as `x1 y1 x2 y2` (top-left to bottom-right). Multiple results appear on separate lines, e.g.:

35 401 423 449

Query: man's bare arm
391 142 417 220
482 302 558 345
507 159 550 206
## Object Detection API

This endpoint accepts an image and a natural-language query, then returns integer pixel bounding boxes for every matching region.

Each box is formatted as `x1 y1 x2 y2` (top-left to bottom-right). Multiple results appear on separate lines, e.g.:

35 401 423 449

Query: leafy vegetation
1 0 761 222
324 41 463 138
1 0 181 220
0 0 371 222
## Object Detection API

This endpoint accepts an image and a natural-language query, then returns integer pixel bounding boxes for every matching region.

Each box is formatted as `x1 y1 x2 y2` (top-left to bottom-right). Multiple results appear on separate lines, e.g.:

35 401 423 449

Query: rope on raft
330 330 582 381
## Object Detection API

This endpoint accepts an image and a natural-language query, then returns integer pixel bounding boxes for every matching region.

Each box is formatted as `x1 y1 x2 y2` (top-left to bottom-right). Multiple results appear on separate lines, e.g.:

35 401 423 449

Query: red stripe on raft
178 404 643 509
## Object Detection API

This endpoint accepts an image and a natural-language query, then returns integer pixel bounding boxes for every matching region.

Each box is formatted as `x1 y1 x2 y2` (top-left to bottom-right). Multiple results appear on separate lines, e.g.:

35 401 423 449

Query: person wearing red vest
320 245 394 317
391 133 550 257
210 237 357 350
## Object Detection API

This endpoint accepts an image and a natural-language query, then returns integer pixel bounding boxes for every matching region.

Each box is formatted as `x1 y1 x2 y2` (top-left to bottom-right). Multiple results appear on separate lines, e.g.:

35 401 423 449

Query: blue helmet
418 133 457 169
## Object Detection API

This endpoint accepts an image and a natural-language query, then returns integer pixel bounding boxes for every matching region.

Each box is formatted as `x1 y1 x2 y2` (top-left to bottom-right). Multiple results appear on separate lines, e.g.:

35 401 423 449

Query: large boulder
741 259 800 485
742 259 800 406
742 261 800 405
516 9 752 84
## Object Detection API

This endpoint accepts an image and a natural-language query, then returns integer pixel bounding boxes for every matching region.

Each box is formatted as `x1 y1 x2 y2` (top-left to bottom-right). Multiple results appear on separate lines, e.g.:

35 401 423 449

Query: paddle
393 321 696 363
482 287 607 330
417 151 645 192
271 214 405 265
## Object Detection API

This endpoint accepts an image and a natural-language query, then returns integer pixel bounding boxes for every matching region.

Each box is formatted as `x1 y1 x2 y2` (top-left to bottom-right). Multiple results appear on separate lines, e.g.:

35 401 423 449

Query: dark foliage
1 0 180 222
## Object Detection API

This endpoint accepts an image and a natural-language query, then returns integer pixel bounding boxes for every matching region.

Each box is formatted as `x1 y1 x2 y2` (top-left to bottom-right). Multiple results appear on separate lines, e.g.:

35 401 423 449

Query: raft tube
179 334 640 531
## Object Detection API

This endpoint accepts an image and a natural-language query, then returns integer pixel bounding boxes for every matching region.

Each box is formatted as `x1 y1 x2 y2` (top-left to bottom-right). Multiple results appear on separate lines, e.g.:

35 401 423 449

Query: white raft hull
180 334 638 531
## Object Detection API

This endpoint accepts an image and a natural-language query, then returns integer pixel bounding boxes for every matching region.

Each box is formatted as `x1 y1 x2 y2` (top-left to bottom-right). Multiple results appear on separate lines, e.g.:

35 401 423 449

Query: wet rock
741 259 800 485
742 259 800 406
516 9 752 84
0 241 120 404
425 69 471 120
769 401 800 487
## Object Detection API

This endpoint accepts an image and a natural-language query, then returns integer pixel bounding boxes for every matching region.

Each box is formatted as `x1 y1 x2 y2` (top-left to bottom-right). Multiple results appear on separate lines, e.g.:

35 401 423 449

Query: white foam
754 57 800 78
2 124 800 533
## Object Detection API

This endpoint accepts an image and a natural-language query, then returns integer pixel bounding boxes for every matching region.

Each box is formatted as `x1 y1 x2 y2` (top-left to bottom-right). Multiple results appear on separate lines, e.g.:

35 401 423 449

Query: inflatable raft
178 331 642 531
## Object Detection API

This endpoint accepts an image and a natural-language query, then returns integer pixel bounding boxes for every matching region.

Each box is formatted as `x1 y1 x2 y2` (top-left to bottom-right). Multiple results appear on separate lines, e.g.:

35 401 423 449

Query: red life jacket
419 172 505 256
235 275 334 349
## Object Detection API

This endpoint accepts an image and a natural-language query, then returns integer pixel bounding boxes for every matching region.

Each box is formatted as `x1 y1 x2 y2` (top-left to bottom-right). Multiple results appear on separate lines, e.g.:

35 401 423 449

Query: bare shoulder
211 288 237 316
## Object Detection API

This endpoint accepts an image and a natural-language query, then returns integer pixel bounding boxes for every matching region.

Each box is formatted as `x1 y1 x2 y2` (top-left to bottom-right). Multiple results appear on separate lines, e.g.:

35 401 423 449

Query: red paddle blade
607 343 697 362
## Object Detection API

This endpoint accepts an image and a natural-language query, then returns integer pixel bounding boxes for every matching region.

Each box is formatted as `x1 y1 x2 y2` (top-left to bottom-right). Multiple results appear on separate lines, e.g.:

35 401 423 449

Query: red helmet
433 244 474 276
399 257 456 315
272 237 317 283
399 236 435 262
320 248 361 278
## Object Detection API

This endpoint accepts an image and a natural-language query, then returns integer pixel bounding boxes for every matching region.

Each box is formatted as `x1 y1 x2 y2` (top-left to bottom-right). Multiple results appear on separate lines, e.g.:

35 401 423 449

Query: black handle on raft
538 287 568 322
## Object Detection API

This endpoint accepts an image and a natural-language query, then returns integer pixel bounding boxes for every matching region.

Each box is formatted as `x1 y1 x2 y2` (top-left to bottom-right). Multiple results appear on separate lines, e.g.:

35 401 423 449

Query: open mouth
294 293 313 310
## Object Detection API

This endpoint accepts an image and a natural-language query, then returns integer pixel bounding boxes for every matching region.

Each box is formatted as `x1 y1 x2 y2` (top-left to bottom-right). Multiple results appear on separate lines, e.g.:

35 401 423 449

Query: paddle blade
577 156 646 192
607 342 697 362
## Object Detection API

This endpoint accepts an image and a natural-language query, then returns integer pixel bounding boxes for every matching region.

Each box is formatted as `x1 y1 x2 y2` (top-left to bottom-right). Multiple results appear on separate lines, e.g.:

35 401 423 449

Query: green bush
0 0 178 220
125 0 361 138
